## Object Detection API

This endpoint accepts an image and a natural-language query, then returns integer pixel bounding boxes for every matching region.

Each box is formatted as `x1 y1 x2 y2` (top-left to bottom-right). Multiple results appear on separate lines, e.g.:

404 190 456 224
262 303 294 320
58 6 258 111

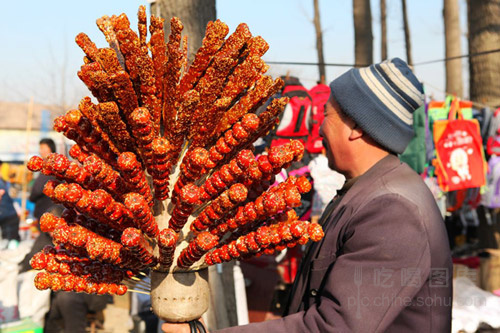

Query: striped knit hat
329 57 424 154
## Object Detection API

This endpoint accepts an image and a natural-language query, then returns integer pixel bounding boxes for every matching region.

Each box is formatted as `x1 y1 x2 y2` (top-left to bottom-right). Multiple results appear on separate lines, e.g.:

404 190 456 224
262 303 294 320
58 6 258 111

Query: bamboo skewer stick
21 97 34 223
127 289 150 295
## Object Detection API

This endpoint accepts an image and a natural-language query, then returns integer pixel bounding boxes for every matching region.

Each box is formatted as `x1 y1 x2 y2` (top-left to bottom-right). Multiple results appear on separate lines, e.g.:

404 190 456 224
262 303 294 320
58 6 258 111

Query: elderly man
164 58 452 332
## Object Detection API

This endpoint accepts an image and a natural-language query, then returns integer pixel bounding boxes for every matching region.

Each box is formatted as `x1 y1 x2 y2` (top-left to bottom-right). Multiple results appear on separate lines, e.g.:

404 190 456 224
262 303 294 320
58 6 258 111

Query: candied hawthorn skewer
178 19 229 97
35 271 128 296
137 6 148 51
150 137 173 201
191 184 248 232
169 184 200 232
208 176 311 236
75 32 99 63
189 24 252 147
121 228 157 268
171 147 209 203
97 102 138 154
200 38 270 144
96 15 126 68
163 17 185 140
177 231 219 269
31 247 128 285
169 90 200 163
109 70 140 119
40 212 147 270
77 62 115 103
74 214 122 243
214 76 283 137
28 154 95 191
129 107 158 173
117 152 153 207
205 219 324 265
206 113 260 168
69 144 90 164
83 154 128 199
56 110 117 164
149 14 167 121
46 182 134 232
199 149 255 202
113 12 159 123
123 193 159 238
158 228 178 271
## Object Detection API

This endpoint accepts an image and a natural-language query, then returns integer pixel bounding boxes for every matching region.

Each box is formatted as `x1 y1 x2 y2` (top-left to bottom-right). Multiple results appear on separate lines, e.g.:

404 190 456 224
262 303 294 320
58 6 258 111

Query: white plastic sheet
0 240 50 326
452 277 500 332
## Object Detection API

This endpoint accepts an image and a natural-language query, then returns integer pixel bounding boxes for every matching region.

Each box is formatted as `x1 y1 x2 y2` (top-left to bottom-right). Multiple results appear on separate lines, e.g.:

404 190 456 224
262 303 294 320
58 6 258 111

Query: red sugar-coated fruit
92 190 112 210
64 109 82 127
53 116 68 133
116 284 127 295
228 183 248 203
278 223 293 242
51 154 70 173
216 138 231 154
219 165 235 183
195 232 219 251
34 272 51 290
43 180 60 197
284 186 302 207
121 228 141 248
123 193 146 213
190 147 209 169
255 226 272 247
27 156 43 171
295 176 312 193
40 213 62 233
232 123 248 140
224 130 238 147
256 155 273 174
152 137 171 156
54 183 70 202
289 140 305 161
65 183 84 203
307 223 324 242
131 107 152 126
241 113 259 132
158 228 178 247
290 220 307 239
179 184 200 205
30 252 47 270
118 152 141 172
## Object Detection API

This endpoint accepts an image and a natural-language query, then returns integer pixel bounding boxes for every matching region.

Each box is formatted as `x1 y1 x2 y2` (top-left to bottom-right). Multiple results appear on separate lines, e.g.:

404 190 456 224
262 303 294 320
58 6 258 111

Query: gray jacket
218 154 452 332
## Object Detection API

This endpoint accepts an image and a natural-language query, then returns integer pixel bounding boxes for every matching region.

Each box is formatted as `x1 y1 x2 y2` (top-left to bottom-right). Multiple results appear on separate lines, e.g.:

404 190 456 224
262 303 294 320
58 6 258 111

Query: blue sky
0 0 469 107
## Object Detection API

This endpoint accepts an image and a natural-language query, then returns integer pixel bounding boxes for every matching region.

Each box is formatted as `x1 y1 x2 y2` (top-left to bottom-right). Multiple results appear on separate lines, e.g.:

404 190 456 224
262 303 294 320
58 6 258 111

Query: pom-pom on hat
329 57 424 154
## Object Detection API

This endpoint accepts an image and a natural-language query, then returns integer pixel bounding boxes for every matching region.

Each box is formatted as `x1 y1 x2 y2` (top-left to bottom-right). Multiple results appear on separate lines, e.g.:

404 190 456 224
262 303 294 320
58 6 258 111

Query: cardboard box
479 249 500 293
453 263 480 287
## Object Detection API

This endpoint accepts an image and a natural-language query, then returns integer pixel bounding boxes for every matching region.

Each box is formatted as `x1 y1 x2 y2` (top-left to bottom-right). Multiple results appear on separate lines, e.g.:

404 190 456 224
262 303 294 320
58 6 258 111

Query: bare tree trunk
353 0 373 67
468 0 500 108
150 0 216 62
401 0 412 66
381 0 388 60
444 0 463 97
313 0 326 84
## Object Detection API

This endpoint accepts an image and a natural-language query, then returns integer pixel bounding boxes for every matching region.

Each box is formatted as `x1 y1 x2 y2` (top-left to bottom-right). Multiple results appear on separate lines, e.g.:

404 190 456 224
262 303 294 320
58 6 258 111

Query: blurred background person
0 160 21 248
19 138 62 271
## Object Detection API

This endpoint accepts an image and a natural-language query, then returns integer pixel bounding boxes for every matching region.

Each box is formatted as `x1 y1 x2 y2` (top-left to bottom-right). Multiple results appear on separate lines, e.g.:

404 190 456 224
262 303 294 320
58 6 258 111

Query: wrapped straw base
150 268 210 322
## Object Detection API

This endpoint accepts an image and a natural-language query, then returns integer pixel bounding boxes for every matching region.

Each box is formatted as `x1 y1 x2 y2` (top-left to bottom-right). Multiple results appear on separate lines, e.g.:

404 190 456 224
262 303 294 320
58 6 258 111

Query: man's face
39 143 52 159
319 96 355 173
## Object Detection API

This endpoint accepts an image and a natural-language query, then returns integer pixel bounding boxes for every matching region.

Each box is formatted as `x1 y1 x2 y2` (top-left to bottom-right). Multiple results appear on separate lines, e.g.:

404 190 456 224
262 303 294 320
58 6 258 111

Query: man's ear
349 124 364 140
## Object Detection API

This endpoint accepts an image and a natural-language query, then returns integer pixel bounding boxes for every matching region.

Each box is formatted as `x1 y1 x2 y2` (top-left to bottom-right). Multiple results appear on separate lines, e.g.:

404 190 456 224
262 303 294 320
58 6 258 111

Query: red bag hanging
432 98 487 192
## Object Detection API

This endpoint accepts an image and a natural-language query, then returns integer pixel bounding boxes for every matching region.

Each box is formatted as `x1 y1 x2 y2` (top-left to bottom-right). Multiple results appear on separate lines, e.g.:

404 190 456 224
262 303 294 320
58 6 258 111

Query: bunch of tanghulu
28 6 324 322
